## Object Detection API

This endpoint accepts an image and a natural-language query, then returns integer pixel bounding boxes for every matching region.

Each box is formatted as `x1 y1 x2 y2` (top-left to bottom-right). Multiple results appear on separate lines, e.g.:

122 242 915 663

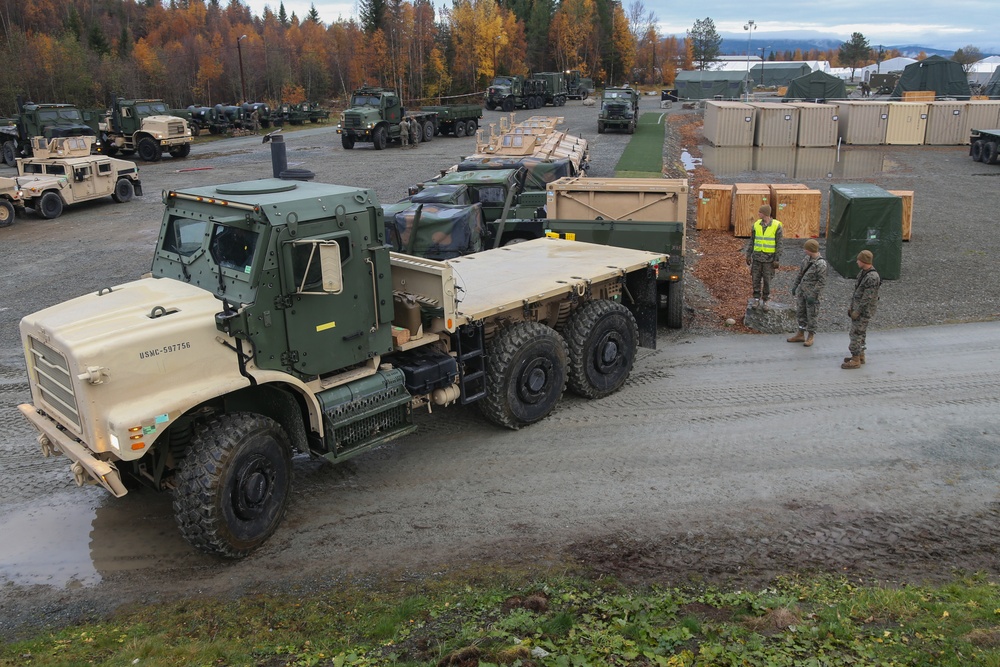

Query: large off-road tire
422 120 434 142
665 280 683 329
172 413 293 559
598 121 605 134
104 142 119 157
455 121 466 138
137 137 161 162
480 321 568 430
0 199 14 227
581 90 589 100
502 97 515 113
37 191 63 219
373 125 387 150
972 140 986 162
411 121 423 144
3 140 18 167
486 101 497 111
341 134 355 150
465 120 478 137
112 178 135 203
169 143 191 158
564 300 637 399
986 142 999 165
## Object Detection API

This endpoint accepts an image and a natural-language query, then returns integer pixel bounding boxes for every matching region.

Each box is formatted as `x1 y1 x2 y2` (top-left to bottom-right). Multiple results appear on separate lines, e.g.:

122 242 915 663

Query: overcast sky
243 0 997 53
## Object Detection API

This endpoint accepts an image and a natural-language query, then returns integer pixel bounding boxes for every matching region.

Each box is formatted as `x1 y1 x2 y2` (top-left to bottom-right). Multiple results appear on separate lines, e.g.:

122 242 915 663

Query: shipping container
700 145 753 176
748 102 799 147
703 101 755 146
827 183 902 279
836 101 889 145
962 100 1000 142
885 102 928 145
924 101 967 145
789 102 839 147
544 177 688 223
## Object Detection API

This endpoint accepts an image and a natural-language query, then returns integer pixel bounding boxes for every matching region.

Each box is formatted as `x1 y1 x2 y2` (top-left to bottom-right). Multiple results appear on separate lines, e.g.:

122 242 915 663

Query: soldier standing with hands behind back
842 250 881 369
787 239 827 347
746 204 783 311
398 117 410 149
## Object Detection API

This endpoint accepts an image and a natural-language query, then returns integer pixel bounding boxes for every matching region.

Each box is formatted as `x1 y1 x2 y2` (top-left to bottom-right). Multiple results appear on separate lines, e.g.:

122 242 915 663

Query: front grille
27 337 81 432
334 404 409 450
344 113 364 129
168 122 185 135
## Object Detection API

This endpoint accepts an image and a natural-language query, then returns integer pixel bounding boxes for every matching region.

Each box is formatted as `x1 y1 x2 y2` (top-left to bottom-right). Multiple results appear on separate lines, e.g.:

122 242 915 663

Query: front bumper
159 136 193 147
18 403 127 497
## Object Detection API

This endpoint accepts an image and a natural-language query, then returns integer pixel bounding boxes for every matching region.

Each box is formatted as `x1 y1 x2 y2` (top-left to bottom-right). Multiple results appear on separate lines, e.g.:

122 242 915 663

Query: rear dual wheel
564 300 638 399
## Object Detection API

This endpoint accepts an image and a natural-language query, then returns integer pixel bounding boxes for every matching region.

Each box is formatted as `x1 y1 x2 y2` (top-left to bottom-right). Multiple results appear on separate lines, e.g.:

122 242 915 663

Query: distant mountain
677 33 996 61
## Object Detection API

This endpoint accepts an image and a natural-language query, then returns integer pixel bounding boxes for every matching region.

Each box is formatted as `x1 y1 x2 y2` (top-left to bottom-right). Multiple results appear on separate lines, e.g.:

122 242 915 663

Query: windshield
162 217 210 257
352 95 380 106
135 102 169 116
491 78 513 87
38 108 83 123
210 224 259 273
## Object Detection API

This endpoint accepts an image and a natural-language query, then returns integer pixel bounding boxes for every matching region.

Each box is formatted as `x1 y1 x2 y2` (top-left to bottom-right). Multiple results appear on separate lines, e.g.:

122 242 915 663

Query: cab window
210 224 259 272
162 216 209 257
289 235 350 292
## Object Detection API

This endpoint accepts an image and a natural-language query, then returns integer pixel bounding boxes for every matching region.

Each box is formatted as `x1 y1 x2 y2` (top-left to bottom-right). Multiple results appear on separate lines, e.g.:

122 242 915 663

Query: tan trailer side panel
545 177 688 222
790 102 838 147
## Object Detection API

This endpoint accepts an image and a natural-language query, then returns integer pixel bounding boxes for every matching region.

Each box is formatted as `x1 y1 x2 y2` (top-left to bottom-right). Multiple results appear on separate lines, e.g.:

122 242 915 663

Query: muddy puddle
699 144 902 179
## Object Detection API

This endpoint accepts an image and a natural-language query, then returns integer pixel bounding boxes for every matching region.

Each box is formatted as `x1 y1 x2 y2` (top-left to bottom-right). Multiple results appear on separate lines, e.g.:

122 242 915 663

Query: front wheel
37 191 63 219
168 143 191 158
502 98 515 113
0 199 14 227
112 178 135 203
486 101 497 111
373 125 387 150
137 137 161 162
3 140 18 167
598 121 605 134
564 300 638 399
480 321 568 429
422 121 434 142
173 413 293 559
341 134 355 150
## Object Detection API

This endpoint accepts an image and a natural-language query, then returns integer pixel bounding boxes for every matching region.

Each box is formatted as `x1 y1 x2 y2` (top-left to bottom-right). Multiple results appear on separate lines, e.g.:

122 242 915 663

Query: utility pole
744 20 756 100
237 34 248 103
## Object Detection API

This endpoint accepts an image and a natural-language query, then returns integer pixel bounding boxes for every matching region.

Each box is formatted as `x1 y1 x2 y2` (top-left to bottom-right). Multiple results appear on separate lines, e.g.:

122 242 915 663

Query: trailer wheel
411 121 423 144
373 125 387 150
502 98 515 113
972 140 986 162
173 412 292 559
0 199 14 227
665 280 683 329
137 137 161 162
422 121 434 142
455 122 466 138
169 143 191 158
2 141 17 167
481 321 568 429
466 120 478 137
564 300 637 399
986 142 999 165
37 191 63 219
112 178 135 203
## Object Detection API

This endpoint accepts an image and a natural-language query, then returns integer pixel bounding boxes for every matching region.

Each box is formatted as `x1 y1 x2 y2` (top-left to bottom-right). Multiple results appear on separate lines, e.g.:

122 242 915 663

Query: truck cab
337 86 411 149
0 101 102 166
599 87 640 134
103 98 193 161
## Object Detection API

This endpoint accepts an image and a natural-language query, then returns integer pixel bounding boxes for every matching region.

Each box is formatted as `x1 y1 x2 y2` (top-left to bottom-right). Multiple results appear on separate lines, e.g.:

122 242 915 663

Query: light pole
237 34 248 103
876 44 885 73
743 20 756 99
758 46 769 86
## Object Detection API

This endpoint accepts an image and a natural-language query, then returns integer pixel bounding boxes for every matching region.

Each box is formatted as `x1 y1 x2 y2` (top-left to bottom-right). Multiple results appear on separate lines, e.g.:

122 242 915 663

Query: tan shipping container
963 100 1000 141
703 101 755 147
836 101 889 145
700 145 753 176
885 102 928 145
748 102 799 147
695 184 733 231
732 183 771 237
924 101 967 145
544 177 688 223
790 102 839 147
772 189 821 239
888 190 914 241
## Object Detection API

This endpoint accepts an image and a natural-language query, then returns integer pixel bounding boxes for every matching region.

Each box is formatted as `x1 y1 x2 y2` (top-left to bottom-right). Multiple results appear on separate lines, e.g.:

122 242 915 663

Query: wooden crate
732 184 771 237
972 95 990 100
695 184 733 230
888 190 914 241
767 183 807 209
902 90 935 102
773 189 821 239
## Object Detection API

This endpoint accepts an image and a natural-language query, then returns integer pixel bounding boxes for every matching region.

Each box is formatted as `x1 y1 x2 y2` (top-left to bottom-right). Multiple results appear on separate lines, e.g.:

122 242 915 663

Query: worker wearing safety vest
745 204 783 311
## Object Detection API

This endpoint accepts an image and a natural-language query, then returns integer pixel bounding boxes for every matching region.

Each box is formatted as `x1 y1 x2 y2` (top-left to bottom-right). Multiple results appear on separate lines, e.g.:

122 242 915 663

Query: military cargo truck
17 135 665 559
565 70 595 100
101 97 193 162
417 104 482 137
1 99 102 166
598 87 640 134
530 72 569 107
336 87 481 149
485 76 547 111
13 136 142 219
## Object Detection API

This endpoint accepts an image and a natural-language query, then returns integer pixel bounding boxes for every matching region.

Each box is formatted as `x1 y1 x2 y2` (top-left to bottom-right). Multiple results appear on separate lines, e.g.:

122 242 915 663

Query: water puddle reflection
700 145 892 179
680 149 702 173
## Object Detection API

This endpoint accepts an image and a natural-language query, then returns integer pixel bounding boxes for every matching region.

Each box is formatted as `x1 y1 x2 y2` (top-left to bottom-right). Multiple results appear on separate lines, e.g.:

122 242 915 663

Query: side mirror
319 242 343 293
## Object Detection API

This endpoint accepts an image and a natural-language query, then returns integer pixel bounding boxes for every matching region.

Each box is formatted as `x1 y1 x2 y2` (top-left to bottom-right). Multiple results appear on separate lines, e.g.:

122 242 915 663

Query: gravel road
1 96 998 640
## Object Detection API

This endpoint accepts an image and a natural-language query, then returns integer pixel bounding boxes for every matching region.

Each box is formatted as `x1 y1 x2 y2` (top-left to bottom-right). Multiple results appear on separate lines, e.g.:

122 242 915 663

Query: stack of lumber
902 91 935 102
888 190 914 241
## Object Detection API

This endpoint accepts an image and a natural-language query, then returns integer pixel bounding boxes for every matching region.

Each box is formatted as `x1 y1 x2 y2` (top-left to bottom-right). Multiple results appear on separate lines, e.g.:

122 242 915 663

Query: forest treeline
0 0 855 115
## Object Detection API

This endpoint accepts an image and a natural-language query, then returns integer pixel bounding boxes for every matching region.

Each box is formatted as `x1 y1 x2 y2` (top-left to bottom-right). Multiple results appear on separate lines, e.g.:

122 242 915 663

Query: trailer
337 87 482 149
419 104 482 137
970 129 1000 164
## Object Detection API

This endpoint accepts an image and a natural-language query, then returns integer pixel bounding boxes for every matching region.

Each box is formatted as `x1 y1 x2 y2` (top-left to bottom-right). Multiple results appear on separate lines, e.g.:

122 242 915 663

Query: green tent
891 55 971 98
674 70 748 100
749 63 813 87
783 70 848 100
827 184 902 280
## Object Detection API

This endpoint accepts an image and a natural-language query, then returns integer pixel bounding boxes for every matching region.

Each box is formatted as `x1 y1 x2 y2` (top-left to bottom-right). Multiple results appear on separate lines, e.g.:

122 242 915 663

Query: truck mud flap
625 267 658 349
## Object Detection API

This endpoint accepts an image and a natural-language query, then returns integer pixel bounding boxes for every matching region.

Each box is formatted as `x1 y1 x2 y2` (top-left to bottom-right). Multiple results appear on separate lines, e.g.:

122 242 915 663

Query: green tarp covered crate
827 184 902 280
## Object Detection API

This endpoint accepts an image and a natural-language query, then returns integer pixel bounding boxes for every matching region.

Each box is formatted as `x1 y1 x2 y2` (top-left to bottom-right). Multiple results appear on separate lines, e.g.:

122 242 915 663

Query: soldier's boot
803 332 815 347
842 352 865 364
786 331 806 343
841 355 862 369
761 300 770 312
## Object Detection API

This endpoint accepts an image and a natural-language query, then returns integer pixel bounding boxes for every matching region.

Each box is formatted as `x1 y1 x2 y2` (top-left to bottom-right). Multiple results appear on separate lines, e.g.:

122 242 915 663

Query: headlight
109 432 120 451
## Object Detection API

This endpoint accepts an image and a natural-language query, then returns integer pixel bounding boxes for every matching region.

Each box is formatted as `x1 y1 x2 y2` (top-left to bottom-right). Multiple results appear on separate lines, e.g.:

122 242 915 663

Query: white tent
860 57 917 80
968 55 1000 74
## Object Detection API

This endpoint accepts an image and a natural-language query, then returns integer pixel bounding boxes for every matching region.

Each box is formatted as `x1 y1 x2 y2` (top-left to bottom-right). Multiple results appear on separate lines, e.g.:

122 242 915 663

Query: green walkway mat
614 112 665 177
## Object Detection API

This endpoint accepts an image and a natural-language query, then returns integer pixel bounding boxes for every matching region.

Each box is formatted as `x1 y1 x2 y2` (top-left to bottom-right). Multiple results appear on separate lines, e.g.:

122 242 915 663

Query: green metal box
827 184 902 280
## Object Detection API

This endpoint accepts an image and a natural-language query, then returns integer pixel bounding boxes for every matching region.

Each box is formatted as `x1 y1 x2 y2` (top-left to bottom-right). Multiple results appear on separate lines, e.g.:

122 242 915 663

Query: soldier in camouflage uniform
399 117 410 148
745 204 783 311
787 238 827 347
842 249 881 369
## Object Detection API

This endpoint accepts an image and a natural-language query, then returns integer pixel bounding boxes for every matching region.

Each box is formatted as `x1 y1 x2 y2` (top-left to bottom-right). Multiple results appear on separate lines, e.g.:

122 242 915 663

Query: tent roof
783 70 848 100
892 55 972 97
676 70 749 82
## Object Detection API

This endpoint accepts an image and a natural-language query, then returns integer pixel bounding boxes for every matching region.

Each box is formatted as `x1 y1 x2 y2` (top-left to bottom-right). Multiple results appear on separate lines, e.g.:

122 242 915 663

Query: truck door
383 95 401 124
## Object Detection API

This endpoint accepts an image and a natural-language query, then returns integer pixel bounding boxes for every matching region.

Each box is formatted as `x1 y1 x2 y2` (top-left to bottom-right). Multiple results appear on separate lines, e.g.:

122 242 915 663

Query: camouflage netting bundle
385 203 485 260
456 157 575 189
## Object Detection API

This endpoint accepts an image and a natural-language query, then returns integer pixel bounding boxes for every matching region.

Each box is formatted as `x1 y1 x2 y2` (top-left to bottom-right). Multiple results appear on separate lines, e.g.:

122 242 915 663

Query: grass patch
614 112 665 176
4 571 1000 666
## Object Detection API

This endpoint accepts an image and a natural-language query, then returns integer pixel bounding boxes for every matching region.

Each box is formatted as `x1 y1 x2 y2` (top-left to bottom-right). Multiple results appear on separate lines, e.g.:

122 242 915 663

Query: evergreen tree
687 17 721 70
526 0 554 70
838 32 870 81
278 2 290 27
307 4 321 23
359 0 387 34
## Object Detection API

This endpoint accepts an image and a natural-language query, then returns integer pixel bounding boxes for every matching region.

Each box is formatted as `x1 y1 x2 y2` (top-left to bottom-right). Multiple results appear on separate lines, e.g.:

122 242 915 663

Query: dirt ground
1 97 999 640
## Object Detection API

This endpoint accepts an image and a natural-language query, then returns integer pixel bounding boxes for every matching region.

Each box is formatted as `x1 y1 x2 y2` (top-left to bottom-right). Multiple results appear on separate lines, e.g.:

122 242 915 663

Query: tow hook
71 462 87 487
38 434 57 457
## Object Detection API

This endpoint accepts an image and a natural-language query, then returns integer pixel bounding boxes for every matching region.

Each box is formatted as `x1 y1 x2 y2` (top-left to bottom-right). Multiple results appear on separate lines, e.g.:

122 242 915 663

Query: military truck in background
17 134 665 559
869 73 900 96
598 87 640 134
11 135 142 219
336 86 481 149
1 98 102 167
485 76 548 111
565 70 595 100
530 72 569 107
101 97 193 162
0 175 23 226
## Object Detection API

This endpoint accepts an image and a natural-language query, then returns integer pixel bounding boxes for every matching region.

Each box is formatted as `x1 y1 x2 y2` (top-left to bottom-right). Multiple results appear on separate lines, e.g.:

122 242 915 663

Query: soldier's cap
857 249 874 264
804 239 819 252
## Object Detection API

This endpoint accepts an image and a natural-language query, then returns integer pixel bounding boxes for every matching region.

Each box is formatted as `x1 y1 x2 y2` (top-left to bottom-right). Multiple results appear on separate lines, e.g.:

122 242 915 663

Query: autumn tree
687 17 721 70
952 45 983 73
838 32 870 81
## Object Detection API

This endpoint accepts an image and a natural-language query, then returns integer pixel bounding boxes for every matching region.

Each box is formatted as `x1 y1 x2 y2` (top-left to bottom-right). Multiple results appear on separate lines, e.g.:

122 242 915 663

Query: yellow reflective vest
752 219 782 253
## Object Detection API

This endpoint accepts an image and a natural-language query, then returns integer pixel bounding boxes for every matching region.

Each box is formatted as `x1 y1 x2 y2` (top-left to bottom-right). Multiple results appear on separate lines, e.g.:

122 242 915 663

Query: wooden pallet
902 90 935 102
695 184 733 230
888 190 914 241
772 189 821 239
